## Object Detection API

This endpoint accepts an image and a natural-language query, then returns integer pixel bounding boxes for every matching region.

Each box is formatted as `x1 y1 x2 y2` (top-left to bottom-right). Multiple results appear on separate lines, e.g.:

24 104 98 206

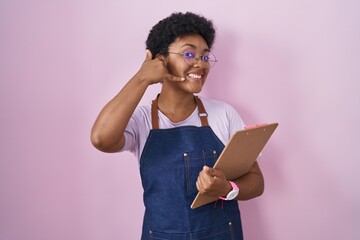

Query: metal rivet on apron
229 221 232 225
149 230 152 234
213 150 218 161
184 153 188 157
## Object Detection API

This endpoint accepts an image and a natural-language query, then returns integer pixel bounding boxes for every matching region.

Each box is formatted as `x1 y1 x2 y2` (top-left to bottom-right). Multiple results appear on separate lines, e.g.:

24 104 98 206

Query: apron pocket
148 229 186 240
183 149 219 192
147 222 235 240
191 222 235 240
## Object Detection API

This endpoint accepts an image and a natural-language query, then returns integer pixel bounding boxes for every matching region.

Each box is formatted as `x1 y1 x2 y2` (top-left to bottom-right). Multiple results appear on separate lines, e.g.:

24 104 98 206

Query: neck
157 90 197 123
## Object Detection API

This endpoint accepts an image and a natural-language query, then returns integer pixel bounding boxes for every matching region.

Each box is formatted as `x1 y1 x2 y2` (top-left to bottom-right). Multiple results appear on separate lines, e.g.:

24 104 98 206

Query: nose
193 56 208 68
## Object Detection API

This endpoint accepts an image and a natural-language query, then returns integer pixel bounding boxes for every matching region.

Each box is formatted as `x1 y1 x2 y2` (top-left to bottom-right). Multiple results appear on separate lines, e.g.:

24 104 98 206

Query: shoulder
198 96 245 142
199 96 240 117
127 102 152 135
134 103 151 116
131 103 152 123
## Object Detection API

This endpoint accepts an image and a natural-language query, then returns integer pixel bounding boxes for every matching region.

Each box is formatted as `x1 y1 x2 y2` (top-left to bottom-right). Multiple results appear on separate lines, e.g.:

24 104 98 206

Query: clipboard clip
244 123 268 129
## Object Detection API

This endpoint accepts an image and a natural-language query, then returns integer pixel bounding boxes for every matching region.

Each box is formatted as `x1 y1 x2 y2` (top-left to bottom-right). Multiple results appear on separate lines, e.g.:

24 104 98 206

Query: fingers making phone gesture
138 50 185 85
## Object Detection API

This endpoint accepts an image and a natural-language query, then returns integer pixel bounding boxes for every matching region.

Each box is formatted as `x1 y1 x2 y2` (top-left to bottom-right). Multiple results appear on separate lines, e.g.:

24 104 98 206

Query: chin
190 87 203 94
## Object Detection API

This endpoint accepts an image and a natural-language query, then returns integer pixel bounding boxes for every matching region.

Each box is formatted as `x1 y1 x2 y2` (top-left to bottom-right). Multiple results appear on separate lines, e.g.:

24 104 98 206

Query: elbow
90 129 123 153
254 165 265 198
247 174 265 200
90 129 110 152
91 131 105 151
258 181 265 197
255 176 265 197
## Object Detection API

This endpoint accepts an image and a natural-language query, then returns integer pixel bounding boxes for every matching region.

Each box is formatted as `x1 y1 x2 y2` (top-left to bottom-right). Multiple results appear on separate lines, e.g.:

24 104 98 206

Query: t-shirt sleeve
121 109 140 153
225 103 246 136
121 105 152 159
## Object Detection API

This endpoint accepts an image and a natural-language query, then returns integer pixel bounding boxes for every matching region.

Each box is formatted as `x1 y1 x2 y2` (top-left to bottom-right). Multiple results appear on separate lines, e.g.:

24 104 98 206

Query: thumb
203 166 224 178
203 166 215 176
145 49 152 61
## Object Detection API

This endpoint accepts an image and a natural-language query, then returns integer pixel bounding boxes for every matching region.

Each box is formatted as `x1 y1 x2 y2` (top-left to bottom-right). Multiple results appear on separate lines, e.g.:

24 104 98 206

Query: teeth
188 73 202 79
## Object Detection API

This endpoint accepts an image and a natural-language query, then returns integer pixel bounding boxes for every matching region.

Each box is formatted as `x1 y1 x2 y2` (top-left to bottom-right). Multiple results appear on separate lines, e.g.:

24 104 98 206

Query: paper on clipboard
190 123 278 209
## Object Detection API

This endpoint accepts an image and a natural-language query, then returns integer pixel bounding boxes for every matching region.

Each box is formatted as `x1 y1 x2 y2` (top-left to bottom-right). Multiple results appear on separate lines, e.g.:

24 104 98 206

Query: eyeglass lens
183 51 217 67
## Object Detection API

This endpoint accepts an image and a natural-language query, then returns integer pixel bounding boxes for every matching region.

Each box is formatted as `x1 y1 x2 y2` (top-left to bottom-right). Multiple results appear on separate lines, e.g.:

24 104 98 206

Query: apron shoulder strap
194 96 209 127
151 95 209 129
151 96 160 129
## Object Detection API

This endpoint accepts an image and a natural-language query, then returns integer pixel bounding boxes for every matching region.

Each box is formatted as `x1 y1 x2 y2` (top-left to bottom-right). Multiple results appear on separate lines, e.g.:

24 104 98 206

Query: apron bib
139 96 243 240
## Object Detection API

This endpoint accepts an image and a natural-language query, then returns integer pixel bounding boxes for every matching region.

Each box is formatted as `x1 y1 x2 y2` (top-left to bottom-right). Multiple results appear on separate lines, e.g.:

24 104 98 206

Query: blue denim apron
140 96 243 240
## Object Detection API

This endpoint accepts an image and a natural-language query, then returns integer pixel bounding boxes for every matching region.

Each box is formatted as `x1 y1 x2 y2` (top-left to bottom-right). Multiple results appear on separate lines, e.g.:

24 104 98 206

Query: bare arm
196 161 264 200
91 50 185 153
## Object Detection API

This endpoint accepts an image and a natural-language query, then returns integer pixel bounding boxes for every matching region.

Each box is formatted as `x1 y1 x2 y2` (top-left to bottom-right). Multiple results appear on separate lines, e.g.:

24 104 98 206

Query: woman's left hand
196 166 231 197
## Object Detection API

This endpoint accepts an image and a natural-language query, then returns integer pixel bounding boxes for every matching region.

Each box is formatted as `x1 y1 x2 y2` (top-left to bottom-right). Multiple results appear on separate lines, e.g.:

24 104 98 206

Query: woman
91 12 264 240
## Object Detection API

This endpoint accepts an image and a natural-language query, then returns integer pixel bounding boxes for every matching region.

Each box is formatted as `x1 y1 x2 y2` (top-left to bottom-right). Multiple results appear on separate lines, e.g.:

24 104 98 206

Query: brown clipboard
190 123 278 209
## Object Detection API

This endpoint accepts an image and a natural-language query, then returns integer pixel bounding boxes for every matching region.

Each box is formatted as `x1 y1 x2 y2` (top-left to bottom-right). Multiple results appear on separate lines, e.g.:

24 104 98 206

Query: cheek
167 62 191 76
203 69 210 79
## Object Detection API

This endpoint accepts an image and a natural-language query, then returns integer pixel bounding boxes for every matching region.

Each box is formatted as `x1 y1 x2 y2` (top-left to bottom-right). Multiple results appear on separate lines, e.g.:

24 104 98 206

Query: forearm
91 73 149 152
196 161 264 201
232 161 264 200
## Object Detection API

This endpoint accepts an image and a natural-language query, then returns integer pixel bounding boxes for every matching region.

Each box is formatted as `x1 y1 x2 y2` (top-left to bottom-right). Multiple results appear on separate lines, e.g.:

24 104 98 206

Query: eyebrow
180 43 210 52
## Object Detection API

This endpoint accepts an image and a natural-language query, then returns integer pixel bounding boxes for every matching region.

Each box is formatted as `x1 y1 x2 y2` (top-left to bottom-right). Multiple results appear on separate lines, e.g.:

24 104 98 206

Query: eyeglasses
168 51 217 68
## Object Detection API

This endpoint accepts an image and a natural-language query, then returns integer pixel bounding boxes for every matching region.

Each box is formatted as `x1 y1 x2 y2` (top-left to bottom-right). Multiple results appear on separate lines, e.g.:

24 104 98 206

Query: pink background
1 1 359 239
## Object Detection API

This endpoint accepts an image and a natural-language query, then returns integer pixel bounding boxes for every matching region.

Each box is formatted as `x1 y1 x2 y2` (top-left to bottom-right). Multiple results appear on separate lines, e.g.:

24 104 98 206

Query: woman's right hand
136 50 185 85
91 50 184 153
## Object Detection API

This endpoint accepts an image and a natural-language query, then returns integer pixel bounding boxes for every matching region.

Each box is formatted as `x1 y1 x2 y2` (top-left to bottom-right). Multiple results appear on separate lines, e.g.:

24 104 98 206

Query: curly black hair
146 12 216 59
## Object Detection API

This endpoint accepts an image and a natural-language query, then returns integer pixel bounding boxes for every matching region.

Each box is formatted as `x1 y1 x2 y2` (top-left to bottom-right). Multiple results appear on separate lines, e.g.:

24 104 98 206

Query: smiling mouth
187 73 203 80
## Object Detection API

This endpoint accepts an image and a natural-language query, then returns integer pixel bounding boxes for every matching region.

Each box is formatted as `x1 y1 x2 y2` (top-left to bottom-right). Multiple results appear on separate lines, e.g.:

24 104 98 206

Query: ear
155 54 167 64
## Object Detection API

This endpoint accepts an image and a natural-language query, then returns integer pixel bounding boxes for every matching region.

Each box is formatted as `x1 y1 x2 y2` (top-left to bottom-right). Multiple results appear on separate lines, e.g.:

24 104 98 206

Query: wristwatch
219 181 239 201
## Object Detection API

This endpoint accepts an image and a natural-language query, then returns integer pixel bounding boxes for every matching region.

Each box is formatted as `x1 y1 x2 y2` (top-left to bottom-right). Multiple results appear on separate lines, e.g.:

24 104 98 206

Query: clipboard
190 123 278 209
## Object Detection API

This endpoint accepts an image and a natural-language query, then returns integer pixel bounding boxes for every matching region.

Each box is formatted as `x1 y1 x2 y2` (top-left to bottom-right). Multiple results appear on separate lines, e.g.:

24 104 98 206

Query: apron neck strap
151 96 160 129
151 95 209 129
194 96 209 127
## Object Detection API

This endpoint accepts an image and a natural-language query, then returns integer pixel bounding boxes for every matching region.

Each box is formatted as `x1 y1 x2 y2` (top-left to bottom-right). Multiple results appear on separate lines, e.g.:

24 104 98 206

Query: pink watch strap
219 181 239 200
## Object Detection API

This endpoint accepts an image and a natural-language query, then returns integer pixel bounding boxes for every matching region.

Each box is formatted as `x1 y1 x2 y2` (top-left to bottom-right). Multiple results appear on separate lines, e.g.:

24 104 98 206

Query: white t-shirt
122 96 245 161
